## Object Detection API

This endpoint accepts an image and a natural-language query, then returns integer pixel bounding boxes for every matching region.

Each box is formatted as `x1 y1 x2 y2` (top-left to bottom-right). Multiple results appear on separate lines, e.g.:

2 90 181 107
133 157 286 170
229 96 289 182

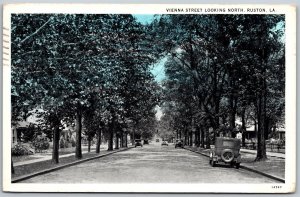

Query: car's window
223 141 234 147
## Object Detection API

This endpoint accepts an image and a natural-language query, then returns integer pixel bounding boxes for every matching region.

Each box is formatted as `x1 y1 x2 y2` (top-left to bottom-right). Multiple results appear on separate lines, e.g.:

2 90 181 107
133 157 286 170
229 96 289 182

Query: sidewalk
14 150 90 167
240 148 285 159
12 146 131 180
183 146 285 180
13 145 108 167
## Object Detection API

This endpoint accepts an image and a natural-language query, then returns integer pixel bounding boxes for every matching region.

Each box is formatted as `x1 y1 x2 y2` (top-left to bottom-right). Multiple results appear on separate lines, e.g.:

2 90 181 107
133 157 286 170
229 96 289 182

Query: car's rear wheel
221 149 234 163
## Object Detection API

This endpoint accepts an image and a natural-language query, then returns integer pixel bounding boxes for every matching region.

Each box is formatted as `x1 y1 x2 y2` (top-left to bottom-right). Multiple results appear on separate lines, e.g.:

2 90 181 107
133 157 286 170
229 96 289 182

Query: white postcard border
2 3 296 193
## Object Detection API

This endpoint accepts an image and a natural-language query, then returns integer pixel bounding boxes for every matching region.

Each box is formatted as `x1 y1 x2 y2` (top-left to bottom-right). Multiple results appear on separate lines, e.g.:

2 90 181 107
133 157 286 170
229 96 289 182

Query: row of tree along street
11 14 285 169
11 14 160 164
155 15 285 161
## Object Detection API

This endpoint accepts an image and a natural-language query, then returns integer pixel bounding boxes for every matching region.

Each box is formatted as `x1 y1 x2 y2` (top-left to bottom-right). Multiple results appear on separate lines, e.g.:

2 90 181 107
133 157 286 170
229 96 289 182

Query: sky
134 14 166 120
133 14 155 25
151 57 167 83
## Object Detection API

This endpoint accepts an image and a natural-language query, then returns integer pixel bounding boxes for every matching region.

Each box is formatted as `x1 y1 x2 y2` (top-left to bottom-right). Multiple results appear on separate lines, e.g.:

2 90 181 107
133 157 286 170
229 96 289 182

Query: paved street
21 143 278 183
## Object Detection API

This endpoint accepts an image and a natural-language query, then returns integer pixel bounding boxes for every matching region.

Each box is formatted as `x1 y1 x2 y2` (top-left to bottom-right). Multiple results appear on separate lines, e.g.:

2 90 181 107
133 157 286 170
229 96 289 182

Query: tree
154 14 285 155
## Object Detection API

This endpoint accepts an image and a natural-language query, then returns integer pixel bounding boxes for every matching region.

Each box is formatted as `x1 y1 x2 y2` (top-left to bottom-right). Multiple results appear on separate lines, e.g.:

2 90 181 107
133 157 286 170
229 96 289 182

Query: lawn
12 155 43 163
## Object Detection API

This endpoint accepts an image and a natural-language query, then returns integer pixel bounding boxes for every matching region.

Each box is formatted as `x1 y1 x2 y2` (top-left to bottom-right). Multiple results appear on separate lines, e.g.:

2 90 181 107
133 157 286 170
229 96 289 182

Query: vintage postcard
2 4 296 193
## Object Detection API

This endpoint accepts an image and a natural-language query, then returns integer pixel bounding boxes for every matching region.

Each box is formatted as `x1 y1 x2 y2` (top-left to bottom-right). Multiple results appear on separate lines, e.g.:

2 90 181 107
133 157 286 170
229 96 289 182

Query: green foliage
11 14 161 146
155 14 285 150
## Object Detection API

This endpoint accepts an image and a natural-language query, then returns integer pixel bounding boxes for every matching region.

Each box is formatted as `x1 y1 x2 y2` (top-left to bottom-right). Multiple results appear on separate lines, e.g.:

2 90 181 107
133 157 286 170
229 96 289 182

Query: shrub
12 143 34 156
31 135 50 152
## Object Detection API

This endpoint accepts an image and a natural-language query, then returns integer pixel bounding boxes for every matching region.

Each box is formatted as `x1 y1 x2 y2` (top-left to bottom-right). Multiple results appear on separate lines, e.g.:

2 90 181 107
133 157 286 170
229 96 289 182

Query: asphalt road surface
21 143 278 183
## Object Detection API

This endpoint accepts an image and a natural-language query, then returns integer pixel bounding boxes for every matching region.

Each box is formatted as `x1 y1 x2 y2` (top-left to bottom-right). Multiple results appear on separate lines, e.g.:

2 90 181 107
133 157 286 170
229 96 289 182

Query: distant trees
154 14 285 161
11 14 160 163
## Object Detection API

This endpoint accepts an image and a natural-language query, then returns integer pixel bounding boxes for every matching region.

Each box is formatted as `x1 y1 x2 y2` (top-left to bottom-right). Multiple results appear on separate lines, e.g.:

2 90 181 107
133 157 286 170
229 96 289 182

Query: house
235 119 285 141
11 110 42 144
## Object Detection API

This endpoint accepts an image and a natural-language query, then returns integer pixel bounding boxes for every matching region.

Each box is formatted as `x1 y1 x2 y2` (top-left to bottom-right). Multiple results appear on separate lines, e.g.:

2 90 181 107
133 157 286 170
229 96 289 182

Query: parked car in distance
161 141 168 146
156 139 160 142
209 137 241 169
143 140 149 145
135 139 143 147
175 139 183 148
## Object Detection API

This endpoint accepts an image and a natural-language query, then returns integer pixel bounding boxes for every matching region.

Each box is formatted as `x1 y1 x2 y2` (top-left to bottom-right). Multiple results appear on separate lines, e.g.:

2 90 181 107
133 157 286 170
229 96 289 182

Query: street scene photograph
4 5 293 191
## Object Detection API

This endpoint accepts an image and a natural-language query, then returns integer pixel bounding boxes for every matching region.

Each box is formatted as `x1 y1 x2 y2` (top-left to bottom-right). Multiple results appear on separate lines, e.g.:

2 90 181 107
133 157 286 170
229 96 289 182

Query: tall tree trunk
75 109 82 159
125 132 128 147
115 133 119 149
120 131 124 148
108 121 114 151
184 128 188 146
265 117 270 140
96 129 101 153
213 61 220 144
255 57 268 161
108 130 114 151
205 127 210 149
196 126 200 147
87 138 91 152
255 92 267 161
189 131 193 146
132 129 136 146
194 129 197 147
52 124 60 163
241 107 246 147
229 96 237 137
11 159 14 174
228 68 238 138
200 126 205 148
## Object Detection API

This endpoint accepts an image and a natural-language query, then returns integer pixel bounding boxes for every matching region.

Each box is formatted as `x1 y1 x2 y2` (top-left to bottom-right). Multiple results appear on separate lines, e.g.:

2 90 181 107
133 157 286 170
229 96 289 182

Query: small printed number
272 186 282 189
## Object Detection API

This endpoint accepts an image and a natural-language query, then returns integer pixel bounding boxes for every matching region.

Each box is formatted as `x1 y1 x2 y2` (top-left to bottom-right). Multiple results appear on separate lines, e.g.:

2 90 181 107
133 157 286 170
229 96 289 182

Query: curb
12 147 133 183
239 165 285 183
182 147 210 158
182 147 285 183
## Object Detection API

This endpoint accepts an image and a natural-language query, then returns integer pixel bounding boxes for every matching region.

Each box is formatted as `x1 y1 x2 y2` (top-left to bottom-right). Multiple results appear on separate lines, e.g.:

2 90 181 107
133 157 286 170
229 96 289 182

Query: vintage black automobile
175 139 183 148
209 137 241 169
135 139 143 147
